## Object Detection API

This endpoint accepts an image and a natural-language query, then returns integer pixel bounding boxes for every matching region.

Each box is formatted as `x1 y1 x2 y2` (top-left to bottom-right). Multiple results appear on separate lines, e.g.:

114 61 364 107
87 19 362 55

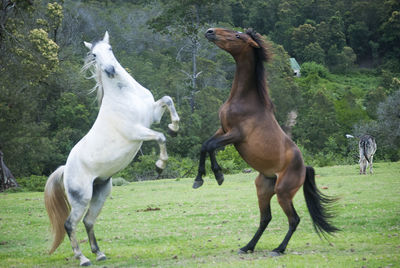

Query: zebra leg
369 155 374 174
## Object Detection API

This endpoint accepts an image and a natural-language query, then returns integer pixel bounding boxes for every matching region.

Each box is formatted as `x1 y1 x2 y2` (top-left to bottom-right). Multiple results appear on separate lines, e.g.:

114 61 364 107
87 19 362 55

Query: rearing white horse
44 32 180 266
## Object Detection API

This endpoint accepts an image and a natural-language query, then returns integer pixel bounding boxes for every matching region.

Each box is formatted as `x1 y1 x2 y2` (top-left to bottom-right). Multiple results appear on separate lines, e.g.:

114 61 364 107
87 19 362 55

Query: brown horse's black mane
245 28 273 110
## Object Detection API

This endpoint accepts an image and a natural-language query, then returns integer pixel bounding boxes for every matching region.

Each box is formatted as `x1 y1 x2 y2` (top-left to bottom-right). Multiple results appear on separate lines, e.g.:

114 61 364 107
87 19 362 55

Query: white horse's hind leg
133 125 168 172
83 179 111 262
65 195 92 266
154 96 180 134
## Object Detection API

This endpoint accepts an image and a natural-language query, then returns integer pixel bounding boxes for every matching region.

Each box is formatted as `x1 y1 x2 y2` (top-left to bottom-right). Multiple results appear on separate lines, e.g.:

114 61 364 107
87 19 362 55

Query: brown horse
193 28 339 256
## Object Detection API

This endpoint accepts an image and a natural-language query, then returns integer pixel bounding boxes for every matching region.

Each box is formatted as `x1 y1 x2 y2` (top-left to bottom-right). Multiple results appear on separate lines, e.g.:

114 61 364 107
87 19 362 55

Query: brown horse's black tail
303 166 339 237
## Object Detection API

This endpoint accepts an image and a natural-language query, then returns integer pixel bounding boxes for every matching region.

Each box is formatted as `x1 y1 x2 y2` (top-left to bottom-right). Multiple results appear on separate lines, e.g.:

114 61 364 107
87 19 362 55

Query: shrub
16 175 48 192
215 145 249 174
115 153 197 181
112 177 129 186
301 62 330 78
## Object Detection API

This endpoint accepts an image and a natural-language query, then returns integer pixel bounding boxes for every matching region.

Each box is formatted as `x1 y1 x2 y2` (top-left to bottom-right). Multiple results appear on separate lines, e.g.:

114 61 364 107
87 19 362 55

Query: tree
290 24 317 62
0 0 63 176
0 150 18 191
355 90 400 161
347 21 371 59
266 42 301 126
149 0 229 112
302 42 325 64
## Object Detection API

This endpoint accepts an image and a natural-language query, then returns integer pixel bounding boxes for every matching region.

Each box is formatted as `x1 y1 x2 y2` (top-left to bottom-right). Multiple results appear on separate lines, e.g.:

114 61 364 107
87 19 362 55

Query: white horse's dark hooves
167 128 178 137
96 252 106 261
80 259 92 266
156 166 163 175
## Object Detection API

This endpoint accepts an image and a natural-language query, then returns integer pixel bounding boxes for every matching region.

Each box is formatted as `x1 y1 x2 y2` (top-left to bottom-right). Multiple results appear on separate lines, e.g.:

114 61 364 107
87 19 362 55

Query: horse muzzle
205 28 217 41
104 65 116 78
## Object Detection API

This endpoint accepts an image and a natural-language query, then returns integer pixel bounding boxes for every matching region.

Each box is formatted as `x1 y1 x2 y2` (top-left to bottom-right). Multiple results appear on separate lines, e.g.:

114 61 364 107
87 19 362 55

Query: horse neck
99 63 149 101
230 52 261 103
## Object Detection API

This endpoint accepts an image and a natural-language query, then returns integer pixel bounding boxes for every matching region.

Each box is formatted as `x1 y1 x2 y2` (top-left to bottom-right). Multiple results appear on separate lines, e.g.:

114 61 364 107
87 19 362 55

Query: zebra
358 135 377 175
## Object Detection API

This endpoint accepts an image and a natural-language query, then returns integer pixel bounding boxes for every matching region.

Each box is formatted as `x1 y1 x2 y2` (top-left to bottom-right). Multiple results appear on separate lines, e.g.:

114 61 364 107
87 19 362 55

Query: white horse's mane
81 51 104 106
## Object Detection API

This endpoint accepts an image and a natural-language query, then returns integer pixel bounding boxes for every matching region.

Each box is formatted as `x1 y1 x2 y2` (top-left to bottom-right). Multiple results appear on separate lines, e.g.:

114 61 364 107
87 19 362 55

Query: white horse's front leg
133 125 168 172
153 96 180 135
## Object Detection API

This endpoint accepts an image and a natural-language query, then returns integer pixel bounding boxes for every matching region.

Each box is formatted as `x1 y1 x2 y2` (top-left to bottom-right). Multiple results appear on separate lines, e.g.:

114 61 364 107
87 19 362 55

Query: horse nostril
206 29 214 34
105 66 115 78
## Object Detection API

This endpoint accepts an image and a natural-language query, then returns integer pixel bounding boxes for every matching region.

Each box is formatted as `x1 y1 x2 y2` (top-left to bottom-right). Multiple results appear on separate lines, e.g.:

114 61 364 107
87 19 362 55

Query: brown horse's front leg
193 128 241 189
209 150 224 185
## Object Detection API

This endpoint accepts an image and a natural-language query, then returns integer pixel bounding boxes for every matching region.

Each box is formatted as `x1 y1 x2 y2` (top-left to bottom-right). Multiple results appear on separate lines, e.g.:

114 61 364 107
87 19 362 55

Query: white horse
44 32 180 266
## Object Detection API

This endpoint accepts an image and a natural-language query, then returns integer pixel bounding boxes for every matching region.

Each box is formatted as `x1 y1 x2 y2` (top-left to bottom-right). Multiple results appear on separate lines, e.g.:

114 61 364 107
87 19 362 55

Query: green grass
1 162 399 267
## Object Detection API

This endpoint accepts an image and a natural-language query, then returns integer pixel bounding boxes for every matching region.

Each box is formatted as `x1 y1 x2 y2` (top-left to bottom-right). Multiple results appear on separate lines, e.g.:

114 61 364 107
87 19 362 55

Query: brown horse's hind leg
239 174 276 254
271 200 300 255
271 180 302 255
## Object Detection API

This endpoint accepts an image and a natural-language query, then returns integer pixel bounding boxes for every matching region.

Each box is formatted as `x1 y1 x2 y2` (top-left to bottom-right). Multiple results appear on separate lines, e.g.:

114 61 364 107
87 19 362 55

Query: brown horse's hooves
269 251 283 257
192 179 203 189
216 173 224 185
167 128 178 137
238 248 253 254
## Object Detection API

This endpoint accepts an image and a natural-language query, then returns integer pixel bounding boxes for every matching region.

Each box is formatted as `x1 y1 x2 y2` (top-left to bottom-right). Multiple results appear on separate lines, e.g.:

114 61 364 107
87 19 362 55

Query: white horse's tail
44 166 70 254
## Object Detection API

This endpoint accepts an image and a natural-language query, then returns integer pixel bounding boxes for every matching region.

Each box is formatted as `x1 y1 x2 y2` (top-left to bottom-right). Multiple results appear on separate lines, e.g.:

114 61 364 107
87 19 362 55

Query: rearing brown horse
193 28 339 256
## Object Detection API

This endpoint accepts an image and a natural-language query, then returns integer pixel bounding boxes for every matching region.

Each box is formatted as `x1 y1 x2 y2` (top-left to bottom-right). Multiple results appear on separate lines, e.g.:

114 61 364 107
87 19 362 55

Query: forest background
0 0 399 184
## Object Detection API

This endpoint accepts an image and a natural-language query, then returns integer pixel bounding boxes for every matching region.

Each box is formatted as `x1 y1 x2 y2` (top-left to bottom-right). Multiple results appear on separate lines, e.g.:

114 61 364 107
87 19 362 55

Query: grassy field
1 162 399 267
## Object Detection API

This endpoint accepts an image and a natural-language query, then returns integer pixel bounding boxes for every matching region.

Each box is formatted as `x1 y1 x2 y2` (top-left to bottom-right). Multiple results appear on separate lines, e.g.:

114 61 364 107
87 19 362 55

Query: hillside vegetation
0 0 399 180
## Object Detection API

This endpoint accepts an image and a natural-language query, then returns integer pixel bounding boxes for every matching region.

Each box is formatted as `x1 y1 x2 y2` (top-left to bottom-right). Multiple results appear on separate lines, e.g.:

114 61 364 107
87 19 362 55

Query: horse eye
236 34 240 39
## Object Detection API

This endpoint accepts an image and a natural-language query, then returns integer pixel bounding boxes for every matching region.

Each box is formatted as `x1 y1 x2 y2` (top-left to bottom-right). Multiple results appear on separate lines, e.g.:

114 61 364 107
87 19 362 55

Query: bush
115 153 197 181
16 175 48 192
215 145 249 174
301 62 330 78
112 177 129 186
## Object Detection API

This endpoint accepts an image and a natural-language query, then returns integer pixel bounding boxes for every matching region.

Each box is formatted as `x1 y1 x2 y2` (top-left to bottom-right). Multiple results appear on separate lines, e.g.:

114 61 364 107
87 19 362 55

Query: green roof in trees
290 58 301 71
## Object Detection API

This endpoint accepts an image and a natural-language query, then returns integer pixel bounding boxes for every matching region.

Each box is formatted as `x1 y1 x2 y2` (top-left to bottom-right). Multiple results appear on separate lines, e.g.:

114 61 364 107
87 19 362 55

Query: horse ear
103 31 110 44
84 41 92 50
247 38 260 48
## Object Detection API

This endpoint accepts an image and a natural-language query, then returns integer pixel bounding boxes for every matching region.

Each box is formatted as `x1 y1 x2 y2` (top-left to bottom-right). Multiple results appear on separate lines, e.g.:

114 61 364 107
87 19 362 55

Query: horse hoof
96 252 107 261
269 251 282 257
238 249 250 254
167 128 178 137
156 166 163 175
192 180 203 189
80 260 92 266
216 173 224 185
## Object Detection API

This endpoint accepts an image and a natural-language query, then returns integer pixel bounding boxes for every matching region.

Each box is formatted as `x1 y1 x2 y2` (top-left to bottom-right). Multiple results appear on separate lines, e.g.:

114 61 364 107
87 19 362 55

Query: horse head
205 28 271 63
84 31 117 78
205 28 260 56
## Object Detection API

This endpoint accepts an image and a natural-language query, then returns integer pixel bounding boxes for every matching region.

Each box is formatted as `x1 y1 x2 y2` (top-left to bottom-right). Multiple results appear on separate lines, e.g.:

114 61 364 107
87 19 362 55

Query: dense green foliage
1 162 399 267
0 0 399 179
